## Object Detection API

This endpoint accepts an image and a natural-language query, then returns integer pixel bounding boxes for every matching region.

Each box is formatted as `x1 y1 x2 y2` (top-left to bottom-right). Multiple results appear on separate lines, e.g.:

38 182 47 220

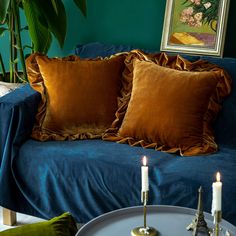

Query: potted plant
0 0 86 84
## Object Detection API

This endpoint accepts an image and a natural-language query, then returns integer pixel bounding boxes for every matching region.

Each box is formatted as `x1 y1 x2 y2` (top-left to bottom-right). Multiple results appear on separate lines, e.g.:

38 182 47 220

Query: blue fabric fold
74 42 135 58
1 47 236 227
0 84 40 210
13 139 236 225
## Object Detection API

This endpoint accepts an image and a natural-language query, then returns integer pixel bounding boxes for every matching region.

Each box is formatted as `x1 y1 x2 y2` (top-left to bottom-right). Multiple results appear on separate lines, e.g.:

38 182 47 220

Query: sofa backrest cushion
75 42 135 58
26 53 126 141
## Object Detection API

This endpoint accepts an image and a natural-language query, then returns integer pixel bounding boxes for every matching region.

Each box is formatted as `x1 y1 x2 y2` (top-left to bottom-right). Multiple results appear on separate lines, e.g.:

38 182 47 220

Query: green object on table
0 212 77 236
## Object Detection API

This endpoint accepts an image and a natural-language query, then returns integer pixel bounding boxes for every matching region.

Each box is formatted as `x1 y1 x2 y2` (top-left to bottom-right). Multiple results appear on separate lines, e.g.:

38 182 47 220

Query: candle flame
143 156 147 166
216 172 221 182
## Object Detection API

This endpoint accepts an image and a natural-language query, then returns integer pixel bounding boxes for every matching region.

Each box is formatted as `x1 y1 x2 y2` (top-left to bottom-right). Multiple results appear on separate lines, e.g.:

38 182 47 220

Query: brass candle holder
211 211 222 236
131 191 159 236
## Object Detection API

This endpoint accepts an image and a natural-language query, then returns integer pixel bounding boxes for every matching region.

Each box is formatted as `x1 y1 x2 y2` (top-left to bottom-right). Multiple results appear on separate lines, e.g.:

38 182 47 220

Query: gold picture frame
160 0 230 57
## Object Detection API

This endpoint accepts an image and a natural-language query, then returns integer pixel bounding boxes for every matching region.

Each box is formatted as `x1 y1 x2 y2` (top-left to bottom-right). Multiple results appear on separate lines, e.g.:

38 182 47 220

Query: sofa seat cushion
14 140 236 225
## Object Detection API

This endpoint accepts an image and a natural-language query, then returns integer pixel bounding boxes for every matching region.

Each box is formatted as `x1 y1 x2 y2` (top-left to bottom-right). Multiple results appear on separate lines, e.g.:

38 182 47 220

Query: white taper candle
141 156 149 192
212 172 222 215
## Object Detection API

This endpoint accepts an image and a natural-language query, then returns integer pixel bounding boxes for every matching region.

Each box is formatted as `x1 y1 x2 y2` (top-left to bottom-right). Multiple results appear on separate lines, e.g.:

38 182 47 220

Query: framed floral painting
161 0 230 57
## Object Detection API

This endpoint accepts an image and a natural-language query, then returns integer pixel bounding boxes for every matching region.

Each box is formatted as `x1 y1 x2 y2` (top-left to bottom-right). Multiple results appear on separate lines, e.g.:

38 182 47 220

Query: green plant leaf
22 0 52 53
13 44 21 50
73 0 87 17
0 27 7 36
13 58 19 64
16 0 23 8
23 44 33 50
0 0 10 23
35 0 66 48
0 53 6 80
51 0 59 15
0 14 8 25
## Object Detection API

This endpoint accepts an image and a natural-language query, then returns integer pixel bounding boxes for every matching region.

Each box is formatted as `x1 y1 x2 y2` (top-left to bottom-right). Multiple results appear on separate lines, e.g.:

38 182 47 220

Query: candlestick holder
131 191 159 236
210 211 222 236
187 186 211 235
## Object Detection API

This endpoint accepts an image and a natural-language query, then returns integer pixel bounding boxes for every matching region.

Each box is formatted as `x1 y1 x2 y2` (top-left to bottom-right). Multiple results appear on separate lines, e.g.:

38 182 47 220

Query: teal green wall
49 0 166 56
48 0 236 58
1 0 236 70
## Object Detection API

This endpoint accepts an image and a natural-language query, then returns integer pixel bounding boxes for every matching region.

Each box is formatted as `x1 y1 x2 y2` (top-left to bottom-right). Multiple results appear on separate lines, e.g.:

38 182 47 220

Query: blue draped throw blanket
1 44 236 225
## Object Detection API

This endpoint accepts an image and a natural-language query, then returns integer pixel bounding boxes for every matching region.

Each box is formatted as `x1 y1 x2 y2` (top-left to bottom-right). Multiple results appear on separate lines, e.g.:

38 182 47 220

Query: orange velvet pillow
103 51 232 156
26 53 126 141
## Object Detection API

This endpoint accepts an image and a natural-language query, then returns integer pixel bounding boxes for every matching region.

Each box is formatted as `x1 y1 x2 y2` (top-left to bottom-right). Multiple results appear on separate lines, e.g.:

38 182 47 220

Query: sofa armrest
0 84 41 164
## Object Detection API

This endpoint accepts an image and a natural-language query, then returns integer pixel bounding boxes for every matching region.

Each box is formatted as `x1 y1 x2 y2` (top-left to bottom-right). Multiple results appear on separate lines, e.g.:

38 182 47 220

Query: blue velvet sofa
1 43 236 226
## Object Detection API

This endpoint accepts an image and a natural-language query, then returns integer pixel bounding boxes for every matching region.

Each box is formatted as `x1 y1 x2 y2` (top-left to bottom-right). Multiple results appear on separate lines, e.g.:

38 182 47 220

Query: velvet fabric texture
1 52 236 226
1 44 236 228
0 212 77 236
75 42 135 58
103 51 232 156
13 138 236 225
26 53 126 141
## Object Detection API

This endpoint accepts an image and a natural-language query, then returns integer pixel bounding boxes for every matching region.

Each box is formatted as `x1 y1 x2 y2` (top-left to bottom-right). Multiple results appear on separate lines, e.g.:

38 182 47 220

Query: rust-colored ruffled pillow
26 53 126 141
103 50 232 156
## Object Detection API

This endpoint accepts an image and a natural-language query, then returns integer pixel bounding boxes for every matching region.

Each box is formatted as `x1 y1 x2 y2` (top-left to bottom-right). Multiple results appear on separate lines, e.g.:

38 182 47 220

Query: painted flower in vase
161 0 229 56
169 0 220 48
180 7 203 27
180 0 219 32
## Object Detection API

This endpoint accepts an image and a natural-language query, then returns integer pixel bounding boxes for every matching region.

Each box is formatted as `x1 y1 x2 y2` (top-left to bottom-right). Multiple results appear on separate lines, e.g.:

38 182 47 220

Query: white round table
76 205 236 236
